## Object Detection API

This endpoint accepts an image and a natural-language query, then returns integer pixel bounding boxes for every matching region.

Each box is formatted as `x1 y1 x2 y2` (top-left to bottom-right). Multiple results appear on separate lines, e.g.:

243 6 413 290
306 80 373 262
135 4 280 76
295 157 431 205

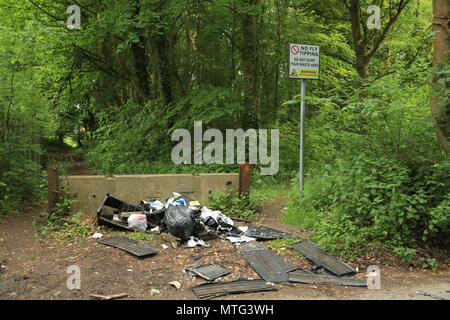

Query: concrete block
61 173 239 216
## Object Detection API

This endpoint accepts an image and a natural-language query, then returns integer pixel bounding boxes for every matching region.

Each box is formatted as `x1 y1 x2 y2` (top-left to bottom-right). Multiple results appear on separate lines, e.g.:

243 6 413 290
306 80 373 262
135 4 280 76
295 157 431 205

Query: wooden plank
239 242 298 283
48 166 59 212
291 240 355 276
98 236 158 257
120 211 145 220
90 293 128 300
243 226 294 240
191 280 277 299
186 264 231 281
239 162 251 196
288 272 367 287
98 216 133 230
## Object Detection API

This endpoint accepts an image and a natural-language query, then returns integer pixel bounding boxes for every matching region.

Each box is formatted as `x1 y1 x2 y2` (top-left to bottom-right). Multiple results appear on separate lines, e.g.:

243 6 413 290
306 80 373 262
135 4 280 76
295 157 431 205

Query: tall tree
242 0 261 129
431 0 450 154
343 0 411 78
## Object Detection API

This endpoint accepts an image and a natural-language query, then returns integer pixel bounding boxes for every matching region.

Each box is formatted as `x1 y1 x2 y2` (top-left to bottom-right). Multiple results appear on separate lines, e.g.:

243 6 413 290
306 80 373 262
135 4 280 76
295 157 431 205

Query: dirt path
0 154 449 300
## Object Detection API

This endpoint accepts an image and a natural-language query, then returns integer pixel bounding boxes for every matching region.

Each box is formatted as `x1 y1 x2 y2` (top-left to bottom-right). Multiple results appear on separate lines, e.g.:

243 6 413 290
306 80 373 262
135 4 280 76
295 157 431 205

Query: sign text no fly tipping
289 44 320 80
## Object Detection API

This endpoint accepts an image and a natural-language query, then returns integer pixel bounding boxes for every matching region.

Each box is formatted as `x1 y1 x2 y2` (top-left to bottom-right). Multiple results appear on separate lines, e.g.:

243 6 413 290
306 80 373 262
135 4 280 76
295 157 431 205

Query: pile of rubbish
96 193 370 299
97 193 293 244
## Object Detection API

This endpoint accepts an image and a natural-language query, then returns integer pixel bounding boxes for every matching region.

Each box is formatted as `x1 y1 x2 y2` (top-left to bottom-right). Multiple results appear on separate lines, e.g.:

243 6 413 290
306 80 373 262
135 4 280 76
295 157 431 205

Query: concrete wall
59 173 239 216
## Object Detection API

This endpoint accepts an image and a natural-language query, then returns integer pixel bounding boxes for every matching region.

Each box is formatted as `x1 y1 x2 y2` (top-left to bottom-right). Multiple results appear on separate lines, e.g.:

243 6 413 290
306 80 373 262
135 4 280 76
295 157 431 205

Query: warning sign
289 43 320 80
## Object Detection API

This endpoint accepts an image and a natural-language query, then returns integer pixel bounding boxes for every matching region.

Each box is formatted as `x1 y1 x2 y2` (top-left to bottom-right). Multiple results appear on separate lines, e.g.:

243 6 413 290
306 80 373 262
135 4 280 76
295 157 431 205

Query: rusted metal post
48 166 59 212
239 162 251 197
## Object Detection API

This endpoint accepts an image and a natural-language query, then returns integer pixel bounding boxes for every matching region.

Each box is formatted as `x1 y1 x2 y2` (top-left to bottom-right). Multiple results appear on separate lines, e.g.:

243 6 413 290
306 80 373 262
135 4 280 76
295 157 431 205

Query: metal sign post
300 79 306 194
289 43 320 197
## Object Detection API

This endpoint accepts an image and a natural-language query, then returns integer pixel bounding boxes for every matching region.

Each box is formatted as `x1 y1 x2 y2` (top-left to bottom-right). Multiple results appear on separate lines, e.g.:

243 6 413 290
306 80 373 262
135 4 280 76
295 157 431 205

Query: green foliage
207 186 263 222
37 206 93 240
0 1 59 215
35 198 74 237
57 211 93 239
284 66 449 261
127 231 156 242
432 61 450 139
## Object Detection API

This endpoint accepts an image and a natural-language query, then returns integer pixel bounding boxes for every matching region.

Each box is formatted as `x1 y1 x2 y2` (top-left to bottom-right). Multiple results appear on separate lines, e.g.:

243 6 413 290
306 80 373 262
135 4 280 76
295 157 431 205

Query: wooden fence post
48 166 59 212
239 162 251 197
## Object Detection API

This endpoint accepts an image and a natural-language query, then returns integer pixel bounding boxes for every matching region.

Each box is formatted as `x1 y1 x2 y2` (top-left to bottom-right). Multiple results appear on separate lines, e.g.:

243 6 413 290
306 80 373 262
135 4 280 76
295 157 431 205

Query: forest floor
0 152 449 301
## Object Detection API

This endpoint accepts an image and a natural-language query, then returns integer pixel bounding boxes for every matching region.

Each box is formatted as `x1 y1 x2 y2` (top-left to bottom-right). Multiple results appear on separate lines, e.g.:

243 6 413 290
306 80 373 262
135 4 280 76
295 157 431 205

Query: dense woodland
0 0 448 262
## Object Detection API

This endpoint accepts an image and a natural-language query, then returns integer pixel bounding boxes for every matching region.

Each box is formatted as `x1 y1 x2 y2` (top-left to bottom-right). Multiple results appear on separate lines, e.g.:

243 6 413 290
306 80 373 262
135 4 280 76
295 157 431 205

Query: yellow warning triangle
290 69 298 77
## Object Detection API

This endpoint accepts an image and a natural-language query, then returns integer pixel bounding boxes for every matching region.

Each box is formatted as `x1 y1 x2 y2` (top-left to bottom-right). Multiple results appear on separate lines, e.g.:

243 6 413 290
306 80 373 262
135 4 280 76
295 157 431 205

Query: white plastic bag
200 207 234 231
127 214 147 231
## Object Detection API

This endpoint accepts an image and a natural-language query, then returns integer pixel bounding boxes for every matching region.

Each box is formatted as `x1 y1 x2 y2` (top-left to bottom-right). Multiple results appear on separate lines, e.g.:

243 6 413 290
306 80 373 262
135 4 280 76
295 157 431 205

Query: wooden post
48 166 59 212
239 162 251 197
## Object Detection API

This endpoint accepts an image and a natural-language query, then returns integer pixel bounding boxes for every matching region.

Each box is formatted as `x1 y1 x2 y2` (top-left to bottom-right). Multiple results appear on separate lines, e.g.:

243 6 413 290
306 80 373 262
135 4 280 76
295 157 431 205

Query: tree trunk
431 0 450 154
147 32 174 106
349 0 370 78
242 0 260 130
346 0 410 79
130 38 151 103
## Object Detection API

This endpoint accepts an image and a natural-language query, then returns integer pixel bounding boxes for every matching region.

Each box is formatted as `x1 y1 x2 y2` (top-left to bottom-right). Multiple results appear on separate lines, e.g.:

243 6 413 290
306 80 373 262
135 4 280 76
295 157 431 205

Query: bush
285 154 449 259
35 198 75 237
207 186 263 222
284 69 450 263
0 144 45 215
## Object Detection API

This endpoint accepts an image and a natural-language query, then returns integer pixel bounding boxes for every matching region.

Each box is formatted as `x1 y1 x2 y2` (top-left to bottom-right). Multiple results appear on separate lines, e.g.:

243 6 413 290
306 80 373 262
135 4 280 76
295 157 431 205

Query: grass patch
126 230 156 242
207 186 264 222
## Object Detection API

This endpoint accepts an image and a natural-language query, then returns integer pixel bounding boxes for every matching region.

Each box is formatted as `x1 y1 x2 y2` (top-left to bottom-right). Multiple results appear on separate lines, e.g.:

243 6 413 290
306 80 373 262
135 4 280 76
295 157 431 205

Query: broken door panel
98 235 158 257
288 272 367 287
239 242 298 283
243 226 294 240
291 240 355 276
185 263 231 281
191 280 277 299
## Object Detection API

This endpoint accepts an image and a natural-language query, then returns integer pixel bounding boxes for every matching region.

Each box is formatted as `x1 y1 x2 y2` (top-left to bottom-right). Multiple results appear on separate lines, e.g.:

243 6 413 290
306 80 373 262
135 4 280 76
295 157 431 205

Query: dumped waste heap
96 193 369 299
97 193 293 243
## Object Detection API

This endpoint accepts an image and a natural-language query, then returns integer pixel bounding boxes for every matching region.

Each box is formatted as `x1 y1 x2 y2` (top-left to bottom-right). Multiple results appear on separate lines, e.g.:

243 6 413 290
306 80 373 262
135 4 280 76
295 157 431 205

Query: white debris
149 226 160 233
169 281 181 289
226 235 256 243
92 233 103 239
127 214 147 231
162 244 169 250
237 226 249 233
142 199 164 211
200 207 235 232
185 236 210 248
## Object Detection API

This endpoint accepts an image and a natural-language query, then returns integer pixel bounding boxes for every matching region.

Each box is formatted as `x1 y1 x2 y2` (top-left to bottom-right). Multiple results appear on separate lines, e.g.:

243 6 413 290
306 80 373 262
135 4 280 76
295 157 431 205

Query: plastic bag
138 200 164 212
200 207 234 231
137 200 166 226
127 214 148 231
164 194 194 208
163 205 201 241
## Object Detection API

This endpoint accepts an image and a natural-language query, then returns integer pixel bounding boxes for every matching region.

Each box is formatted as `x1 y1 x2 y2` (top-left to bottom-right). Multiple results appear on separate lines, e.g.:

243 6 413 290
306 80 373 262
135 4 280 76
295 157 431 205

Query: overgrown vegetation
127 231 156 242
34 198 93 239
207 187 264 222
284 65 449 264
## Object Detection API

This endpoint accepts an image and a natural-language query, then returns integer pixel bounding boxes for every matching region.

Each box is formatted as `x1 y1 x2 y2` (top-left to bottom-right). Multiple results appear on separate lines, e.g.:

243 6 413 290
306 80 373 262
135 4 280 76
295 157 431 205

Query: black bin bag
163 205 202 241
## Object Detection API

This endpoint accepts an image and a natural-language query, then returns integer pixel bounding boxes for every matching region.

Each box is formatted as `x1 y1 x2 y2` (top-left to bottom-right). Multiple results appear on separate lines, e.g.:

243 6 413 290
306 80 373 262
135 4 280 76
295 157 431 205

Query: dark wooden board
291 240 355 276
186 263 231 281
239 241 298 283
288 272 367 287
98 235 158 257
191 280 277 299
